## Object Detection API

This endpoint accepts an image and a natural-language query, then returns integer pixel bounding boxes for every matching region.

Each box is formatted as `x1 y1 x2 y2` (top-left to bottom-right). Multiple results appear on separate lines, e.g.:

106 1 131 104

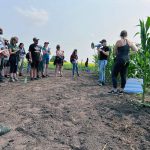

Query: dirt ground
0 70 150 150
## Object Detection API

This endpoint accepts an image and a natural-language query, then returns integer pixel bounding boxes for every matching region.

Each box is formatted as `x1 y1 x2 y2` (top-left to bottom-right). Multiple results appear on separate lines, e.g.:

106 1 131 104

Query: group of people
0 27 82 83
0 28 53 82
0 27 139 94
97 30 138 94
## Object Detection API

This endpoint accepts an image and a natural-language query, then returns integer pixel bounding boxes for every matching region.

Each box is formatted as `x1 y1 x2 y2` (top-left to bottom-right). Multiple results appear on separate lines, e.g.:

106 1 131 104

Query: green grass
48 62 96 71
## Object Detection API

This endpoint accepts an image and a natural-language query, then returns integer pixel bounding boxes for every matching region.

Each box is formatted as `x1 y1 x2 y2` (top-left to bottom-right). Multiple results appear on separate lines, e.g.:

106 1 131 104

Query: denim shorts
43 57 49 65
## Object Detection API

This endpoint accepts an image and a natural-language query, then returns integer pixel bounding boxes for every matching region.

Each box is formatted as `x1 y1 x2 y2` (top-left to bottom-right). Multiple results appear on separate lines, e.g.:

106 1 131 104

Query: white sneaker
9 78 15 82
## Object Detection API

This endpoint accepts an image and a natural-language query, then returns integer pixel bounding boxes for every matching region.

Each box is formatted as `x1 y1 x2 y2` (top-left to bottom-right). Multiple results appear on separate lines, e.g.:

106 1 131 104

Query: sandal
108 90 118 94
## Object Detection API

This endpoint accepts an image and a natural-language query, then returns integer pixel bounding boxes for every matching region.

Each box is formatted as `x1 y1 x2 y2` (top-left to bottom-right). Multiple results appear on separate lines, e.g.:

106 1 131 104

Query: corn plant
135 17 150 102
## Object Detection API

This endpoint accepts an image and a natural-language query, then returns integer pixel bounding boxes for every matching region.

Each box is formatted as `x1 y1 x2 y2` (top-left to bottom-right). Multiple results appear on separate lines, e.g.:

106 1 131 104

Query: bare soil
0 70 150 150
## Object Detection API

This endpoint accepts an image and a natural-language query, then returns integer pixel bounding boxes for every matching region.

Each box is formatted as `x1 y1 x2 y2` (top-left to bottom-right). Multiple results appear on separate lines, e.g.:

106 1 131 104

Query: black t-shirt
29 44 41 61
98 46 110 60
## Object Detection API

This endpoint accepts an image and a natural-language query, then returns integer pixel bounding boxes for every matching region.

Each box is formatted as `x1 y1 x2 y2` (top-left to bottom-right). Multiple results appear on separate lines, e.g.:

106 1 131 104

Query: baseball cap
100 39 107 43
33 37 39 41
44 42 49 44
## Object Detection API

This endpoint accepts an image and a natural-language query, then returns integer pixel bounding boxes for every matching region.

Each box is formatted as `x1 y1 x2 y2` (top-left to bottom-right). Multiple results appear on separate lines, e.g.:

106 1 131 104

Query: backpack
26 52 30 60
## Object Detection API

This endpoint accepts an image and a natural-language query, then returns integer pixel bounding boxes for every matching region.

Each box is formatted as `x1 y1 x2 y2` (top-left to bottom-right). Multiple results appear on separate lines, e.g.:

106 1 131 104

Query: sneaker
9 78 15 82
98 82 103 86
108 90 118 94
34 78 38 80
102 82 105 86
19 73 23 76
42 75 46 78
30 78 34 81
14 78 18 81
117 89 124 95
0 80 5 83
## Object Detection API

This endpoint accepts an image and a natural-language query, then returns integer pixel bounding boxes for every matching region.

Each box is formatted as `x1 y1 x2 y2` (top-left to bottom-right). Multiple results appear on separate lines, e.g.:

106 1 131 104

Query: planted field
0 70 150 150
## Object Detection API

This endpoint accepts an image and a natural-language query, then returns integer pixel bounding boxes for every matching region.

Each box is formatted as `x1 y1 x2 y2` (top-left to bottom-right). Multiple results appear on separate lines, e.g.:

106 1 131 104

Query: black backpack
26 52 30 60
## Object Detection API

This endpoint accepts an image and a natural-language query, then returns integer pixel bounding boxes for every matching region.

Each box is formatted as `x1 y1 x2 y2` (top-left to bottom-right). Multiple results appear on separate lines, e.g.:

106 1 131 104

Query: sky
0 0 150 62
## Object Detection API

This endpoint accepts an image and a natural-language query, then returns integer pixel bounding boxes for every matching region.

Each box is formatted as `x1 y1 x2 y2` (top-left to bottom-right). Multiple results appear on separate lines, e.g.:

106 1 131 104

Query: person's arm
28 46 32 62
114 41 119 56
24 48 26 54
130 42 138 52
100 48 110 56
9 48 17 55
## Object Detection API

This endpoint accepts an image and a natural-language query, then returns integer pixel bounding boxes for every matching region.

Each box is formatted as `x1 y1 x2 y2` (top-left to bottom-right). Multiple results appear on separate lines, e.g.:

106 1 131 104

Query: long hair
19 43 24 48
10 37 18 45
72 49 77 56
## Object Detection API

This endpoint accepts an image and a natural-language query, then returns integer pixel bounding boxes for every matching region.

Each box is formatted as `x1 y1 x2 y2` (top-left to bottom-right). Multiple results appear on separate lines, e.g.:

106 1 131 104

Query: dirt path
0 71 150 150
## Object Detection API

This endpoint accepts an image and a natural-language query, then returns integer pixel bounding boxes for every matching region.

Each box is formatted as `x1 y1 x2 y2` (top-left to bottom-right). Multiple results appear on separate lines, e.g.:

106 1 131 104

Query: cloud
15 7 49 26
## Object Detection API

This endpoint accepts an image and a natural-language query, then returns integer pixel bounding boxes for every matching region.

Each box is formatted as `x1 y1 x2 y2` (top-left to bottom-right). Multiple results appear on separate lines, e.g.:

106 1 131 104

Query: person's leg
0 58 3 82
102 60 108 84
72 63 75 77
9 58 15 82
46 58 49 76
13 58 18 81
60 65 63 77
99 60 103 82
76 63 79 76
120 62 129 90
55 64 58 77
111 61 120 90
98 60 101 82
46 64 48 76
27 62 30 74
0 58 4 79
43 59 46 76
30 62 34 80
19 58 24 75
34 61 39 79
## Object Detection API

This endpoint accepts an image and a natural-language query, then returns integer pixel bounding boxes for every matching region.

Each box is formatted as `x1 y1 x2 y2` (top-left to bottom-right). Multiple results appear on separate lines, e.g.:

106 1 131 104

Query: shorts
4 60 10 67
43 57 49 65
54 56 63 66
31 60 39 69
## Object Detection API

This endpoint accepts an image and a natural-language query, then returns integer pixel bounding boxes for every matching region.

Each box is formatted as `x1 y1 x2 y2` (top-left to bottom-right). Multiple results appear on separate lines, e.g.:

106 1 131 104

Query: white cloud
15 7 49 26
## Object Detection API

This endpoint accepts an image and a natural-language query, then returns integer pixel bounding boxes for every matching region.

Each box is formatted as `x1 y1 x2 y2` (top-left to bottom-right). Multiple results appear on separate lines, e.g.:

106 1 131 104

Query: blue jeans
98 60 107 83
19 58 25 73
27 62 31 73
72 62 79 76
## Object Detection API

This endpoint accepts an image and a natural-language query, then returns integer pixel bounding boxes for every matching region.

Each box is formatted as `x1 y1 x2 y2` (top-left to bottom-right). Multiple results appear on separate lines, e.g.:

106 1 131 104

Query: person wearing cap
29 37 41 80
97 39 110 86
42 42 51 77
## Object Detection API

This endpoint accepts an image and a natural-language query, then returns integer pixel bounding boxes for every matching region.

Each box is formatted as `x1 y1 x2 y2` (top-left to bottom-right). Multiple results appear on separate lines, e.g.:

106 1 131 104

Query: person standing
70 49 79 77
18 43 26 76
97 39 110 86
29 37 41 80
109 30 138 94
3 39 10 78
54 45 64 77
42 42 51 77
0 28 9 82
9 37 19 82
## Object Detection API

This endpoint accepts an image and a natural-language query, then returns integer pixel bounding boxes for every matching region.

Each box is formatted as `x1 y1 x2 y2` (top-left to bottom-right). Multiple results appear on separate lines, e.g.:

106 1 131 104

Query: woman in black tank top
109 30 138 94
